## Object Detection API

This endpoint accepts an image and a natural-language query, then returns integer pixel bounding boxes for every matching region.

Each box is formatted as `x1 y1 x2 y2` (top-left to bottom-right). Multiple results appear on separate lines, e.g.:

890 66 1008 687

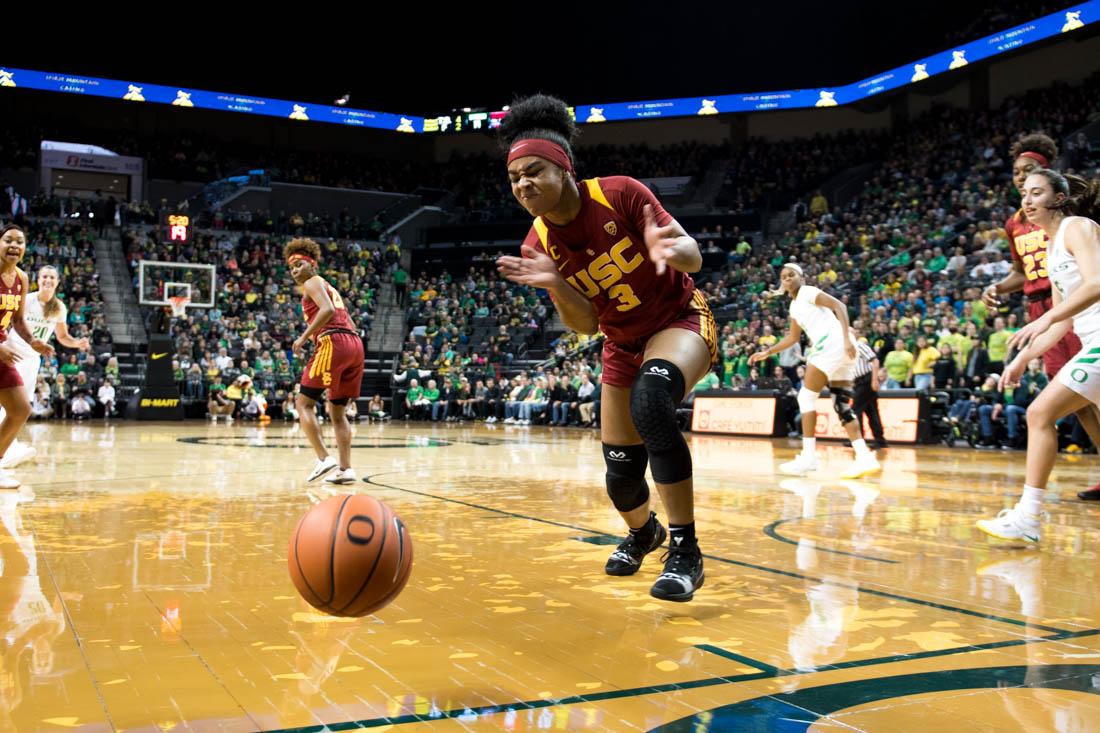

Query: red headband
1019 151 1050 168
287 253 316 267
507 139 574 174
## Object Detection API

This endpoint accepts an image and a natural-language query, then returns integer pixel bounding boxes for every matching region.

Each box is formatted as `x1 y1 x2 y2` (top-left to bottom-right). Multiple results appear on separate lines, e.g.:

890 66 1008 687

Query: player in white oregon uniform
750 263 880 479
0 266 90 470
978 169 1100 543
0 488 67 724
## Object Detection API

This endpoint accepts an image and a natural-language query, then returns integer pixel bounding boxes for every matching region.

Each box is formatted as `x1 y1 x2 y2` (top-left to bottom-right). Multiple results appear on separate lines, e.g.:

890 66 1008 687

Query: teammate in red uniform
0 225 53 489
285 238 365 485
982 134 1100 500
497 96 718 602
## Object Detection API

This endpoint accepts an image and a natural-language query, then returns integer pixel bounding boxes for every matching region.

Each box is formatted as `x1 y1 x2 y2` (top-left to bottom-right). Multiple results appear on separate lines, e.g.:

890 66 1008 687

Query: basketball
288 494 413 617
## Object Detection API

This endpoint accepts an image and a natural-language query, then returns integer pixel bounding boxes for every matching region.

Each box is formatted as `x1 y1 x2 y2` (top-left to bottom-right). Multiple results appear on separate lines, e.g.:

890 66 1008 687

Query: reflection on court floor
1 422 1098 732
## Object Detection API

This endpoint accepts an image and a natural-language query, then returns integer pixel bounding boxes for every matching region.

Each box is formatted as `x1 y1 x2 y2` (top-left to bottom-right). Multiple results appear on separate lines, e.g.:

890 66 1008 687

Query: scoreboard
163 213 192 244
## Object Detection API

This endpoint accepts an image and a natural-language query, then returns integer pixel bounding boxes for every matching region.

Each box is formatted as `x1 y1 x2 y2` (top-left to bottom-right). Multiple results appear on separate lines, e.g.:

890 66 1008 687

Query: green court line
694 645 783 675
261 626 1100 732
763 516 899 564
363 472 1072 635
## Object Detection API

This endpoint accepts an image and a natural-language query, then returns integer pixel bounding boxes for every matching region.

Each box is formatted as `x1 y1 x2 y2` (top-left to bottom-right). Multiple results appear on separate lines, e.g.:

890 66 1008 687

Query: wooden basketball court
2 421 1099 731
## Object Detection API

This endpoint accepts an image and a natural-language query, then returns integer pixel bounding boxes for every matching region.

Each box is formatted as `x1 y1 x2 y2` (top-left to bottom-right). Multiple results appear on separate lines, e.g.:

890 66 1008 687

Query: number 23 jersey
521 176 696 344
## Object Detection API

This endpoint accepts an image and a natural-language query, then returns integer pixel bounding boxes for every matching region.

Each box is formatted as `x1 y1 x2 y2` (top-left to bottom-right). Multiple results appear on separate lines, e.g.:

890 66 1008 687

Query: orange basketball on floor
288 494 413 617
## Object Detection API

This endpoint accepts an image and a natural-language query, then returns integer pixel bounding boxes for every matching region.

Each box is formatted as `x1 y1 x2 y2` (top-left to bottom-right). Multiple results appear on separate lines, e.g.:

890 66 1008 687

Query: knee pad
630 359 692 484
797 387 819 414
604 443 650 512
831 387 856 424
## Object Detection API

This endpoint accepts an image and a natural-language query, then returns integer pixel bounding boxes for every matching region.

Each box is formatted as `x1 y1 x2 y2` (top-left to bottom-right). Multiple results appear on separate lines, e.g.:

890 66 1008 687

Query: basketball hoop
168 295 191 318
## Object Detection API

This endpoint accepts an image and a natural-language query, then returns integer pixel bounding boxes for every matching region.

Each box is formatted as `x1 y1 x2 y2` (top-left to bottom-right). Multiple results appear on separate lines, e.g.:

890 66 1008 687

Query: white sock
1017 485 1045 519
802 438 816 457
852 439 871 458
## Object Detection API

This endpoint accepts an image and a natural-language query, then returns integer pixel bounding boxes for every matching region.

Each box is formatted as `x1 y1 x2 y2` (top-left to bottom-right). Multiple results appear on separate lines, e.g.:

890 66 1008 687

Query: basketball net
168 295 191 318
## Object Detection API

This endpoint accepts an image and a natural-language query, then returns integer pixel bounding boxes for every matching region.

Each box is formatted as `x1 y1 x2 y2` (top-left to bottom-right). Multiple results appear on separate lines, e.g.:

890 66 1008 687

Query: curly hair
1009 132 1058 163
283 237 322 262
498 93 578 165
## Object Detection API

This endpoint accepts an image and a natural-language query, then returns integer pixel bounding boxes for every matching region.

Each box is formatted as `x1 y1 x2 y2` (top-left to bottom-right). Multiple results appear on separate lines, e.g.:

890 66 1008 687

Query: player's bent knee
831 387 856 423
630 359 692 484
797 387 818 414
604 443 650 512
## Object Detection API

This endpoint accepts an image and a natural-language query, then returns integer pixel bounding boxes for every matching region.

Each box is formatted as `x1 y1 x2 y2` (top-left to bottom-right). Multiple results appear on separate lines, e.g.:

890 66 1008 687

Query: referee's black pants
852 374 885 443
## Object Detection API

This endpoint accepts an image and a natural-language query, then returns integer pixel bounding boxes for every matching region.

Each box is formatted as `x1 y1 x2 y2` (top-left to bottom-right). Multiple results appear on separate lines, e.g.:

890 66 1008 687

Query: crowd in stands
392 343 605 428
685 74 1100 449
124 226 388 419
14 220 115 419
388 262 611 426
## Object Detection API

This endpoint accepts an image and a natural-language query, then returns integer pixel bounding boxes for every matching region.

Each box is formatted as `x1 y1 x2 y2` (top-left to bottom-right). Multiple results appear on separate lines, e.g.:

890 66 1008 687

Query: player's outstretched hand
292 337 308 358
1007 312 1052 352
497 246 563 289
748 350 769 366
642 204 680 276
999 356 1027 391
29 339 53 358
981 285 1001 308
76 337 91 352
0 343 23 364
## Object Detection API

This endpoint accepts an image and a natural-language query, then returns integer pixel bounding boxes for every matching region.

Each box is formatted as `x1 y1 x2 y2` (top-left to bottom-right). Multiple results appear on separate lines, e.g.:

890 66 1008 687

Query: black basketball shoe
604 516 667 576
650 540 705 602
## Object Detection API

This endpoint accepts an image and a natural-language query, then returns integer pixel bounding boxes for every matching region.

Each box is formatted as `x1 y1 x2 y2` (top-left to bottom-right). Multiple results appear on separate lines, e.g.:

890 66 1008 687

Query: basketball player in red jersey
497 96 718 602
0 225 54 489
285 238 365 486
982 134 1100 501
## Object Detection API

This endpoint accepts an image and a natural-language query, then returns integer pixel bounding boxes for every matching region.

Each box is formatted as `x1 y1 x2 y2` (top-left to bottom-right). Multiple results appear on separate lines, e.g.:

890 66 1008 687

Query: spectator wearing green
721 349 738 386
60 355 81 377
423 379 440 404
937 324 970 371
926 246 948 273
694 370 720 392
883 339 914 389
986 316 1011 372
393 266 408 304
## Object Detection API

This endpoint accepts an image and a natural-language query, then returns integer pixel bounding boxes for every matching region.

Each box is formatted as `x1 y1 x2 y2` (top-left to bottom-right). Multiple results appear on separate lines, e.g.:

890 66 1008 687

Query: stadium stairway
360 352 399 405
686 157 731 212
94 230 149 400
367 283 407 353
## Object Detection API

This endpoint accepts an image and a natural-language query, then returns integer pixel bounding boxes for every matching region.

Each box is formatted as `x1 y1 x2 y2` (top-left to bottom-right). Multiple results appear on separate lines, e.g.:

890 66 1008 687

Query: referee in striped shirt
851 328 888 448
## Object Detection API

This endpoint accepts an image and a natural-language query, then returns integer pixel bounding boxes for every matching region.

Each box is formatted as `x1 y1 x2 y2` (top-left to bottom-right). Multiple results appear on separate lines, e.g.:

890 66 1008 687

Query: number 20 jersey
521 176 696 344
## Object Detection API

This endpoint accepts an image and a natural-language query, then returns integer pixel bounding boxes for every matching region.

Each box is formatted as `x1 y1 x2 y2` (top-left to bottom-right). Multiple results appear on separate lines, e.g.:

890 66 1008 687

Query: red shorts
0 361 21 390
300 331 364 401
1029 297 1082 378
601 290 718 389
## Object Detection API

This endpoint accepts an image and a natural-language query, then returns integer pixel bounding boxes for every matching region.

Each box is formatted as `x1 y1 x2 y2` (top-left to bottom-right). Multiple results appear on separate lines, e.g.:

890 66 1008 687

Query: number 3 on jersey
608 284 641 311
1023 250 1048 281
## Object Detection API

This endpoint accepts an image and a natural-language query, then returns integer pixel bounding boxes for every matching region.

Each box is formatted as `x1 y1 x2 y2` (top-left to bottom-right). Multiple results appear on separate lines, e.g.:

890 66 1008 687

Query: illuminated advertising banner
1 4 1093 133
691 395 778 436
0 67 424 133
690 393 923 443
573 3 1097 122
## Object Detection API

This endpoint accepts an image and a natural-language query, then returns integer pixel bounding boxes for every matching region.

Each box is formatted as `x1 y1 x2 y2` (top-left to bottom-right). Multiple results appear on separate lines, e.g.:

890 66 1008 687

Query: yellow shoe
841 454 881 479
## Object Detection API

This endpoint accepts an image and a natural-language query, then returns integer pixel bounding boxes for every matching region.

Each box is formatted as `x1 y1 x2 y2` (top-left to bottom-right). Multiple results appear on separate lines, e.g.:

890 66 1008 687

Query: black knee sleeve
832 387 856 424
604 443 650 512
630 359 692 484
